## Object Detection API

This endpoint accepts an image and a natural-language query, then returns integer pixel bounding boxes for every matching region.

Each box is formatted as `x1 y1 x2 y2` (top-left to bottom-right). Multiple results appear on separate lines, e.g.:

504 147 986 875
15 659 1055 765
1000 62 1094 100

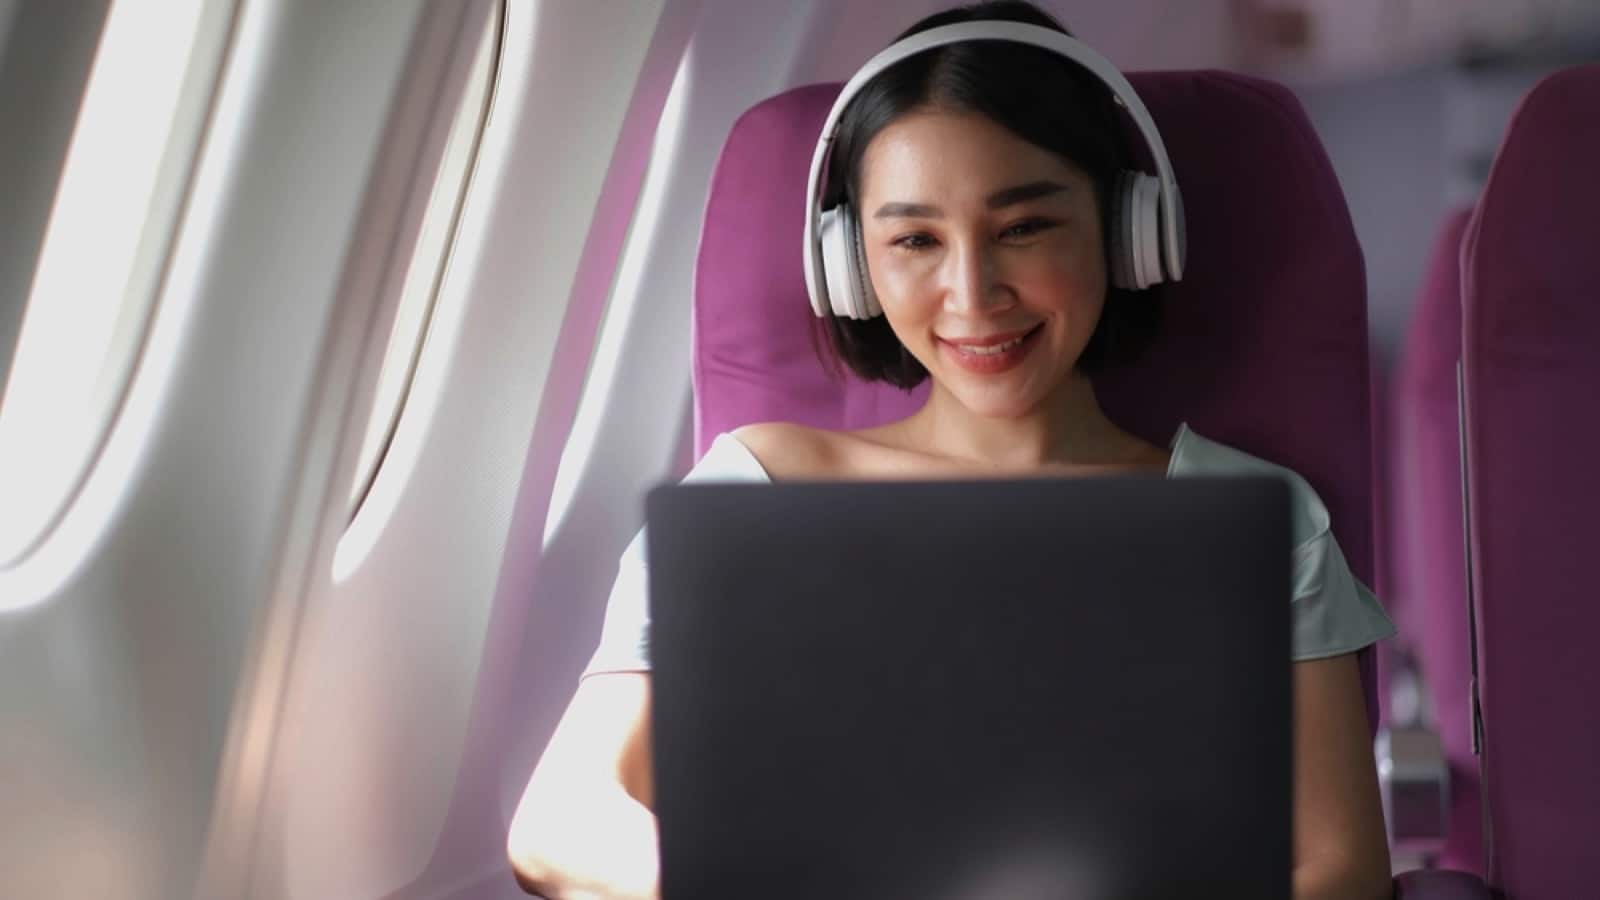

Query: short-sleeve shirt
584 423 1396 676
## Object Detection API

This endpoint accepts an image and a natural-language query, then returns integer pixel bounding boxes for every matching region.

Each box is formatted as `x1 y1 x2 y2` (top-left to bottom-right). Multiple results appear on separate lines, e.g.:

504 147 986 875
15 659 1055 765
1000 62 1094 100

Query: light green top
585 424 1396 675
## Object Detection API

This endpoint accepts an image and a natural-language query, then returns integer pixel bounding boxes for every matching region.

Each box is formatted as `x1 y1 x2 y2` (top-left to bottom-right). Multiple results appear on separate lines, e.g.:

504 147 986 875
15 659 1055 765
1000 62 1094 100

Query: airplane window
0 0 215 567
345 5 502 521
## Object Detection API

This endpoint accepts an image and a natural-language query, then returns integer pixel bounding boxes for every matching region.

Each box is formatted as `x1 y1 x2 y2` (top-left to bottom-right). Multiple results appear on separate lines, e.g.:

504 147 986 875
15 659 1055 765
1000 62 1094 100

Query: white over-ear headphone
802 21 1187 320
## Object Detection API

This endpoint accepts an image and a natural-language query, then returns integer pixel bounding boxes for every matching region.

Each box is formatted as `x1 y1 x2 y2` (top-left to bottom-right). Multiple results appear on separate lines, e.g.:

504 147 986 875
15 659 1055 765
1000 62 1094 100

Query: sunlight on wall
345 7 502 522
542 49 693 547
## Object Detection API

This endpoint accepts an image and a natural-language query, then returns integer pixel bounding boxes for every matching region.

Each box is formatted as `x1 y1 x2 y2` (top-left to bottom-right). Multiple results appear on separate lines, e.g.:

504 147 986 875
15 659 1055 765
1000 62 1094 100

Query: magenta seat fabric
1460 64 1600 898
692 81 930 447
1371 358 1402 728
1393 207 1482 874
694 71 1375 591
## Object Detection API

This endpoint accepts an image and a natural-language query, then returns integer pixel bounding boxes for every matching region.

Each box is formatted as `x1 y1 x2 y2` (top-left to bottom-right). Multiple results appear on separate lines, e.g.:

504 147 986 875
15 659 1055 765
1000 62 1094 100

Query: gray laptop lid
646 476 1291 899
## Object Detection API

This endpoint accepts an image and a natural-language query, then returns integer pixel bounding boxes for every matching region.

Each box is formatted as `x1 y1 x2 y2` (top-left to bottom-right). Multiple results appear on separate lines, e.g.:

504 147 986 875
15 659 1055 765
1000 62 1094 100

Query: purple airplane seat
1374 343 1454 868
1392 206 1483 875
1460 63 1600 899
1372 356 1408 727
693 69 1485 898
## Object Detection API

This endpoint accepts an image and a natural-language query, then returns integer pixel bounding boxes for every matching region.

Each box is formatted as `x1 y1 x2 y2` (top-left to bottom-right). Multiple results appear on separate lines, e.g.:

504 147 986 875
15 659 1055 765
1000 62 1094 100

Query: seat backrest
693 71 1378 722
1460 64 1600 897
1392 206 1482 874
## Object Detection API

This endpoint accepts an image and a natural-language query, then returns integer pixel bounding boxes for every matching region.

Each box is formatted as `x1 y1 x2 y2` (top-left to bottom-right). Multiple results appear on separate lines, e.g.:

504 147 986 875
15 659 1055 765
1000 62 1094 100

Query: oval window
344 3 503 522
0 0 218 567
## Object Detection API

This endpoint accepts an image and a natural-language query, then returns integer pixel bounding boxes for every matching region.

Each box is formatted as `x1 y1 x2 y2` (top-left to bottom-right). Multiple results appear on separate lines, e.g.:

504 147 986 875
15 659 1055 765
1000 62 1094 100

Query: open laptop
646 476 1291 899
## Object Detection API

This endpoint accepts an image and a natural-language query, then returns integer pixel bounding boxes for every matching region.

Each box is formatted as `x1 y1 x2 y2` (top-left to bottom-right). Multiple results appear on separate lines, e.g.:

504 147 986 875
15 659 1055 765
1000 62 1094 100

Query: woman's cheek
871 257 936 314
1042 245 1106 306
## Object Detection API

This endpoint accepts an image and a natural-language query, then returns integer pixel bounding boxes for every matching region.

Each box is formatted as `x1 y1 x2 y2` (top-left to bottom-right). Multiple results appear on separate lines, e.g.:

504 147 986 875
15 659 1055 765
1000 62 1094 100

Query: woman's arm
507 672 659 899
1291 653 1393 900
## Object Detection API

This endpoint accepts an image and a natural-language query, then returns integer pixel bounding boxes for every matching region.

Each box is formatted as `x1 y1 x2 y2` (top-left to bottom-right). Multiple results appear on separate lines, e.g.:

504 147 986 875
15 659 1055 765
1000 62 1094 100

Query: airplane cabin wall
230 1 881 897
2 1 474 897
800 0 1237 83
228 1 683 897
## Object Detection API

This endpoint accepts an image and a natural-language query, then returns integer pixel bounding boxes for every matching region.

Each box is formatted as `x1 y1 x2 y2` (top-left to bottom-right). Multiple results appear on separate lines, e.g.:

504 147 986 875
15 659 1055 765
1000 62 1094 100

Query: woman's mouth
938 324 1045 375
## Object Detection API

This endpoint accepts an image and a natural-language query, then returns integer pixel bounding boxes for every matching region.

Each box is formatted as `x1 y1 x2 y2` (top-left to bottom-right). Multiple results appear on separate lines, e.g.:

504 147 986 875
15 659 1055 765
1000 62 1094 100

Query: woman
509 3 1396 898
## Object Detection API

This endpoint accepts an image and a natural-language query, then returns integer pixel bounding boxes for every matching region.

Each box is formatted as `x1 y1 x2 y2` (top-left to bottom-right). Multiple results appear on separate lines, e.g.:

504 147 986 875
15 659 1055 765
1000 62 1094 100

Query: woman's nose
942 241 1014 315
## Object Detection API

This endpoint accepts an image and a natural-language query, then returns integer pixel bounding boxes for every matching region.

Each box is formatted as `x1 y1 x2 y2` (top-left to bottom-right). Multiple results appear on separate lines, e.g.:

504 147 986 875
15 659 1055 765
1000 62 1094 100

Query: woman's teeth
957 335 1026 355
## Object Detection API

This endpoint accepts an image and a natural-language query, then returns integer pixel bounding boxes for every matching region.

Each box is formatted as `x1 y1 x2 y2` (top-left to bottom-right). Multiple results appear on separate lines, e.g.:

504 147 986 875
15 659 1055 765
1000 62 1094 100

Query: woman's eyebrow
873 201 942 219
986 179 1069 209
872 180 1070 219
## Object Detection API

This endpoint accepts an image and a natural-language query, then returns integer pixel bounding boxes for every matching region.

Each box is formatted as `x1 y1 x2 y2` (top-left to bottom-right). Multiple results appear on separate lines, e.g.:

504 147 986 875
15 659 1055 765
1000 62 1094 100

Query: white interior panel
239 2 701 897
1 1 460 897
525 0 838 808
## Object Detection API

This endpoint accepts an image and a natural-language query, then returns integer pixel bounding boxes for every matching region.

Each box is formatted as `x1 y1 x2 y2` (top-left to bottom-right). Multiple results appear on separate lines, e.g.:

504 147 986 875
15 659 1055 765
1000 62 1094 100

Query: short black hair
815 0 1163 390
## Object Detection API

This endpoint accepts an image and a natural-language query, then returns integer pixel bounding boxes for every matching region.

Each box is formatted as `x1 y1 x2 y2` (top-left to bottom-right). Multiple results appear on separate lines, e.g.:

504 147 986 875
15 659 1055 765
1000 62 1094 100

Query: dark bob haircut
816 0 1164 390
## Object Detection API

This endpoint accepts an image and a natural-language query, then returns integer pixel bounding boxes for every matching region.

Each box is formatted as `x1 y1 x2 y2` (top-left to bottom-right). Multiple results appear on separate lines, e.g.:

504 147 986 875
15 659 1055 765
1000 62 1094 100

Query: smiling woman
855 110 1107 415
510 3 1394 898
814 9 1162 392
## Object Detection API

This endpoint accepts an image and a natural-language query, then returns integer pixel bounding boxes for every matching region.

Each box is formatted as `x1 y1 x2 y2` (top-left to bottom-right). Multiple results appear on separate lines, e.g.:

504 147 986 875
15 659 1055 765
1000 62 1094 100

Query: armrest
1393 869 1494 900
1375 724 1451 856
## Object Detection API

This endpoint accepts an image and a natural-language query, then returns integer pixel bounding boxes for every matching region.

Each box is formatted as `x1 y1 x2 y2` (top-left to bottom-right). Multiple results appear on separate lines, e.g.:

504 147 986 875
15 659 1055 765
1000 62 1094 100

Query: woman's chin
945 382 1051 420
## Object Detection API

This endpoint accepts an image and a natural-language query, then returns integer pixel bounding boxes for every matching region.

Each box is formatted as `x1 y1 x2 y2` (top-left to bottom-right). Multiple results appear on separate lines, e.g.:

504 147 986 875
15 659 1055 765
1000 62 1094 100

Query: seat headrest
1464 64 1600 356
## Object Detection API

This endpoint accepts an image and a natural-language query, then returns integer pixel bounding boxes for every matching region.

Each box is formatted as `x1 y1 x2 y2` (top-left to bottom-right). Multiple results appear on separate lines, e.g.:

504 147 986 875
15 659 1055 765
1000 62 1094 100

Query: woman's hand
508 672 660 898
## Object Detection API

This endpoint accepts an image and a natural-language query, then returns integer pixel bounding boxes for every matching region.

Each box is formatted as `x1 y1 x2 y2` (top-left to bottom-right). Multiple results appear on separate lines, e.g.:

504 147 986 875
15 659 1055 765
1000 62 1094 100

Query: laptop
646 476 1291 899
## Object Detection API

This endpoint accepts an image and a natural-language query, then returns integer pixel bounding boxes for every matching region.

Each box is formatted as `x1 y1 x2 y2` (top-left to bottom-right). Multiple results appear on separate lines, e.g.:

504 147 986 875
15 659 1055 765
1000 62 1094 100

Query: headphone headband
802 21 1186 318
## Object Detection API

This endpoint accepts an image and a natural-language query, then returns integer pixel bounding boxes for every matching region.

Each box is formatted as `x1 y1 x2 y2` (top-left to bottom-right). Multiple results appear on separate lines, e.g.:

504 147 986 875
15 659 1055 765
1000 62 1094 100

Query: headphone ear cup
1112 171 1165 290
819 205 858 318
1166 183 1187 282
819 203 881 319
1131 173 1151 289
847 211 881 318
1109 171 1137 290
1134 174 1164 288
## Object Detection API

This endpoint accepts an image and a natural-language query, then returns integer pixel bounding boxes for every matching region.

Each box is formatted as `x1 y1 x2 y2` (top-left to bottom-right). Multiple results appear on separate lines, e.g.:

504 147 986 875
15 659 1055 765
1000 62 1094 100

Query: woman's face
856 107 1107 419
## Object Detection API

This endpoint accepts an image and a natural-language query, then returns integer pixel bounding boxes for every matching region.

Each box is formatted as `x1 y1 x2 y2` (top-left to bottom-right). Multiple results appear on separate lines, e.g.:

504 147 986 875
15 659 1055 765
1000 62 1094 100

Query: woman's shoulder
682 428 779 484
726 421 847 481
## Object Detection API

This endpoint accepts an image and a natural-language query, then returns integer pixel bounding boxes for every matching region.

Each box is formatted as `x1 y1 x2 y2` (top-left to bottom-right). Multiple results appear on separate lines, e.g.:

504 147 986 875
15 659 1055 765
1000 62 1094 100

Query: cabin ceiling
809 0 1600 85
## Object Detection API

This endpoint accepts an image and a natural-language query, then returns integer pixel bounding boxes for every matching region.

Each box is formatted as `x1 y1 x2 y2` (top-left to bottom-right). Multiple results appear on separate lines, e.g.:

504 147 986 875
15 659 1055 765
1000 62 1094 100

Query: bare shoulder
728 421 843 480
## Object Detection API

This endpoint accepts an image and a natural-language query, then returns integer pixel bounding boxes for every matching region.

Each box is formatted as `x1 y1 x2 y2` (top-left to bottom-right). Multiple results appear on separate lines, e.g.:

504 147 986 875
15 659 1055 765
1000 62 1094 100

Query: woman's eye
1001 218 1057 240
891 233 937 252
